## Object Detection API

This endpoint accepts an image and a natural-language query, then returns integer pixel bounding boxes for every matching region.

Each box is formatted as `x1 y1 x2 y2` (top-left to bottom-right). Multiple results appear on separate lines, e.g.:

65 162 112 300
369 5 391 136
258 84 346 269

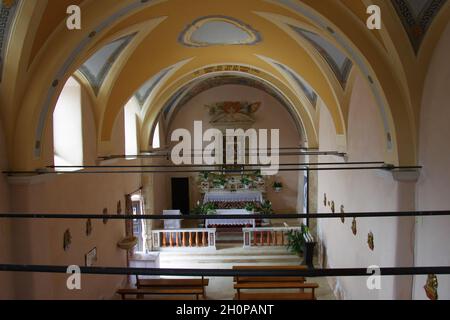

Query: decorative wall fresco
179 16 262 47
206 101 260 127
272 60 318 107
289 25 353 89
134 67 173 107
78 33 136 95
0 0 18 82
391 0 447 53
162 74 304 137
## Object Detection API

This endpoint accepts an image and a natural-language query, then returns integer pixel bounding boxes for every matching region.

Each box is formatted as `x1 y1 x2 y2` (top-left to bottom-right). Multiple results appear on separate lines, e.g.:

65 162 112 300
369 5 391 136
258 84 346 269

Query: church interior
0 0 450 300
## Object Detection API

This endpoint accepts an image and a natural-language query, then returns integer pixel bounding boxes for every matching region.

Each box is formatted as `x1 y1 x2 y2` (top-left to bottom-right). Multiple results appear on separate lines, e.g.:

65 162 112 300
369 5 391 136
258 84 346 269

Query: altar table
204 191 263 204
205 209 255 228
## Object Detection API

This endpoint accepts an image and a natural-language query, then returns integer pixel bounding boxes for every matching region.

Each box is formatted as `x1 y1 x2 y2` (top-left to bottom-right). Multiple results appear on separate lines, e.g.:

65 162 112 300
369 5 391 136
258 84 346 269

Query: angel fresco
206 101 261 125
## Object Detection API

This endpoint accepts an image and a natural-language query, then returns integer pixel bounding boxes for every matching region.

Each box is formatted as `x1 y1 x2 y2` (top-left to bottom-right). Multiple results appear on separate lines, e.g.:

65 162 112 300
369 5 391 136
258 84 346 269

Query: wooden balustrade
152 228 217 251
242 227 302 248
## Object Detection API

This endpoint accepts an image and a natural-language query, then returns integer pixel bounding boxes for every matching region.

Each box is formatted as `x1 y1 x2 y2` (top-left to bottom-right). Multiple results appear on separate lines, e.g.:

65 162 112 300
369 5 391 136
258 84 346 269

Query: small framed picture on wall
85 247 98 267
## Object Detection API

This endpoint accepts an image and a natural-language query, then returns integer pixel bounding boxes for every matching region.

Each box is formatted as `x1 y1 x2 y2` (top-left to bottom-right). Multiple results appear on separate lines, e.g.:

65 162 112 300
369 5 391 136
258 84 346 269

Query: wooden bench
117 287 203 300
235 292 315 300
232 265 318 301
233 265 307 284
135 277 209 297
234 282 319 300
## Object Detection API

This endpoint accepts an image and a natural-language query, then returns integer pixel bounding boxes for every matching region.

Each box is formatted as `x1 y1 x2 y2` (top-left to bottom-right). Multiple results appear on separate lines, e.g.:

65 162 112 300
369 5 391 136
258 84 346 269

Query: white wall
6 86 142 299
414 21 450 300
317 74 415 299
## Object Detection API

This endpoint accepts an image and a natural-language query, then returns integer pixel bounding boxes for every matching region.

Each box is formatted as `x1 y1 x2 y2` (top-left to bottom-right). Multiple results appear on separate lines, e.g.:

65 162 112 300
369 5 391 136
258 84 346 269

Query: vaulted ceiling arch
138 64 319 151
2 0 448 170
157 74 307 147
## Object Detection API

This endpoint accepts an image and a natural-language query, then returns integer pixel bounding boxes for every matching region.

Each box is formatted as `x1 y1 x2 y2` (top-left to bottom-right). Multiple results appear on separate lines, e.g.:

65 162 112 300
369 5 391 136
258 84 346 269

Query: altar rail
242 226 301 248
152 228 216 251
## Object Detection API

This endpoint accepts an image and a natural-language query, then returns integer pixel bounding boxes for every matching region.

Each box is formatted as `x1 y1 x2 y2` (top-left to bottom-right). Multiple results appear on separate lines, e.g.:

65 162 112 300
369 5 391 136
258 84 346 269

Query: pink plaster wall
162 84 303 213
0 117 13 299
6 89 141 299
317 74 415 299
414 21 450 300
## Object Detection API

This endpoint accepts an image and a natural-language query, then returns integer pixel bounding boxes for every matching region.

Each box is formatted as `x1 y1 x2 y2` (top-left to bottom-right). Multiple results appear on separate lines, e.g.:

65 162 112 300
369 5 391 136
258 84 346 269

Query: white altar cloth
204 191 263 204
205 209 255 228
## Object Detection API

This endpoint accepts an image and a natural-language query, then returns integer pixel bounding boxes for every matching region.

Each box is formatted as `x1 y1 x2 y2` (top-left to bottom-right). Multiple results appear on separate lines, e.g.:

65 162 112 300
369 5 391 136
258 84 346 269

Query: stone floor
157 243 336 300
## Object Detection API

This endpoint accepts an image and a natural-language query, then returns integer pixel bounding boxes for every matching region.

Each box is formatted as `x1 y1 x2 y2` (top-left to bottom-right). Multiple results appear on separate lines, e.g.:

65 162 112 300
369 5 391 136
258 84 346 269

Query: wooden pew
117 287 203 300
236 292 315 300
234 282 319 300
232 265 318 300
233 265 307 284
135 276 209 297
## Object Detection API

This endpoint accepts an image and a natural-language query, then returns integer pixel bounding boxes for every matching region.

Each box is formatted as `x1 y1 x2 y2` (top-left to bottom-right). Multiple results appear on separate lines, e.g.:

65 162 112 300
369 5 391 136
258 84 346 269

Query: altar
203 191 263 204
203 191 261 228
205 209 255 228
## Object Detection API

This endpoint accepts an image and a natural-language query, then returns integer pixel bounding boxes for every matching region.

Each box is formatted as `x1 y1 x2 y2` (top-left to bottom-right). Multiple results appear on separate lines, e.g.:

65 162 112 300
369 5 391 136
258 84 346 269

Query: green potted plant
260 200 273 214
240 176 252 189
198 171 209 182
272 181 283 192
213 175 227 189
245 202 258 213
286 225 309 257
203 202 217 215
193 202 217 215
254 170 264 182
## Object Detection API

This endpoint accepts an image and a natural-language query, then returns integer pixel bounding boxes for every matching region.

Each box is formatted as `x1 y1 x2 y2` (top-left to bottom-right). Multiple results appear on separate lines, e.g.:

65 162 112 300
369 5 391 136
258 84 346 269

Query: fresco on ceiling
78 33 136 95
161 75 305 139
207 101 261 126
0 0 18 82
391 0 447 53
289 25 353 89
163 75 293 124
134 67 173 107
272 61 318 108
179 15 262 47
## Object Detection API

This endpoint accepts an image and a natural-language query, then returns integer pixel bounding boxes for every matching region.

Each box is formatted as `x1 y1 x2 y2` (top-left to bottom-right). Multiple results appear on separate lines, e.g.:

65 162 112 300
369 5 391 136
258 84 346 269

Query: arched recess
139 64 320 151
254 12 349 123
52 77 83 169
10 0 163 170
0 0 46 159
268 0 417 165
151 74 308 148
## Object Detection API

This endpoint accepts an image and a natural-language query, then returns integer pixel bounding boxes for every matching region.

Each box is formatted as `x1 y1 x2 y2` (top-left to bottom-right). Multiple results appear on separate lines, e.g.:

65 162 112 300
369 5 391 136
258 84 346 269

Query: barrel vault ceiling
0 0 449 170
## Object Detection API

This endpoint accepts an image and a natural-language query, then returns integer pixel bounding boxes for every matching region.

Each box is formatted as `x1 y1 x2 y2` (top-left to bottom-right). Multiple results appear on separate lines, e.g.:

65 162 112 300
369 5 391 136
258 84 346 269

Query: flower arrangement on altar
192 201 218 215
197 171 267 193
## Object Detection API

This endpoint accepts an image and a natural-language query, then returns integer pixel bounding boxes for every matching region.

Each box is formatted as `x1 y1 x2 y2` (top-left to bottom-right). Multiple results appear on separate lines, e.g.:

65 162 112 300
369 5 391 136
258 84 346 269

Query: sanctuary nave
0 0 450 302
